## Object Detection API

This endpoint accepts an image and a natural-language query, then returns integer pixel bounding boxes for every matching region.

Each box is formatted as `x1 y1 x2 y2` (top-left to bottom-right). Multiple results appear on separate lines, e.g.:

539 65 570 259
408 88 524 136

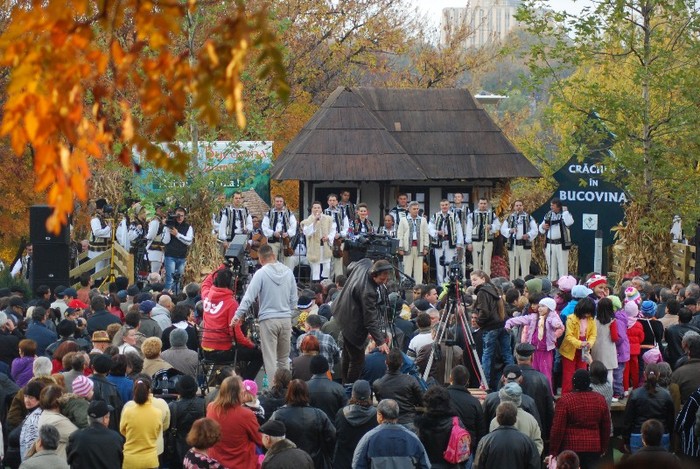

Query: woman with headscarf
550 369 611 469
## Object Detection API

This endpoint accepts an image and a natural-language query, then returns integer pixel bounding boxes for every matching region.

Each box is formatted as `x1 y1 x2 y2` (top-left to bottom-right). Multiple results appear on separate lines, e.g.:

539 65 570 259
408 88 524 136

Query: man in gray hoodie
232 244 298 377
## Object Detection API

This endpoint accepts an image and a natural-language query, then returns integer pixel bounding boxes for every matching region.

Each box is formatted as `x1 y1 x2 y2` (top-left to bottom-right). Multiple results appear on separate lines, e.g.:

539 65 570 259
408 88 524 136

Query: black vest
165 222 191 258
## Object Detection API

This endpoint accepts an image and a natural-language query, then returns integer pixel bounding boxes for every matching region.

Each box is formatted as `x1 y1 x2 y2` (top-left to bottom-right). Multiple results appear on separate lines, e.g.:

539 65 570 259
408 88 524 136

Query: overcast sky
418 0 593 22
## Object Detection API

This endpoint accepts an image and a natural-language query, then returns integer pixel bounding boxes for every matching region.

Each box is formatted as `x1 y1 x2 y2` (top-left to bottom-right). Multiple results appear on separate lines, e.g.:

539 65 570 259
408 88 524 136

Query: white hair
33 356 53 377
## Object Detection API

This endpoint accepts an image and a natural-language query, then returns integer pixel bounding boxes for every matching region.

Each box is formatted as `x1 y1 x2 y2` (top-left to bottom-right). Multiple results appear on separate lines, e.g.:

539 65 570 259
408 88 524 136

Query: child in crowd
591 298 619 386
505 296 564 392
611 295 630 401
560 297 597 395
624 301 645 393
241 379 265 425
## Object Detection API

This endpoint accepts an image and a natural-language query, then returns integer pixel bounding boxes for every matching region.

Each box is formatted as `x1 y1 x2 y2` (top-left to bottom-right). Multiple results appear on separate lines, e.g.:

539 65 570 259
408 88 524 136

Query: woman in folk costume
301 201 336 282
505 296 564 392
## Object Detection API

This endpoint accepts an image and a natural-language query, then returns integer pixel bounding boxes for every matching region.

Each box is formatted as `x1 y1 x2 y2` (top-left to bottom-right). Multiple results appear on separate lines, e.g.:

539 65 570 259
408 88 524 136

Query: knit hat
586 275 607 290
624 287 641 305
557 275 577 292
499 382 523 406
524 278 542 295
413 299 432 312
540 278 553 294
539 297 557 312
571 285 593 299
139 300 156 313
609 295 622 311
117 290 127 302
72 375 94 397
352 380 372 400
572 369 592 391
624 301 639 317
242 379 258 396
640 300 657 317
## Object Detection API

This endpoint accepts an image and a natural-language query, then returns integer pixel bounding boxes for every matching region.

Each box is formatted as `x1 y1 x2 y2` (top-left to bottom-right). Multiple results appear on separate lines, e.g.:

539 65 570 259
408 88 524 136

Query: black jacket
0 329 21 366
66 422 125 469
168 396 206 468
90 374 123 431
474 283 504 331
262 438 315 469
446 385 485 452
333 404 378 469
519 364 555 440
86 310 121 336
623 386 675 443
474 425 540 469
307 374 347 422
270 405 336 469
415 411 461 469
332 259 385 348
372 371 424 425
664 323 700 369
259 388 287 423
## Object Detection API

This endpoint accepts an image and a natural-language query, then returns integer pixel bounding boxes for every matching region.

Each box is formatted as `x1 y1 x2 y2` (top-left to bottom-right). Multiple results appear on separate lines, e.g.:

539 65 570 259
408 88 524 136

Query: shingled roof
271 87 540 182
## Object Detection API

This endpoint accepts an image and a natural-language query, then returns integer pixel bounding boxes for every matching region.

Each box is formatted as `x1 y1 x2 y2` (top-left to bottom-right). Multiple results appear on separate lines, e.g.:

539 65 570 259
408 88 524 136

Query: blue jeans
482 328 514 388
164 256 187 292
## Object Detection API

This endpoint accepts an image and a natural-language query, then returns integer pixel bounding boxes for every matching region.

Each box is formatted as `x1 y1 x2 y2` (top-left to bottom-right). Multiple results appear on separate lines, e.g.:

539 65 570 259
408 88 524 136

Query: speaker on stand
29 205 71 295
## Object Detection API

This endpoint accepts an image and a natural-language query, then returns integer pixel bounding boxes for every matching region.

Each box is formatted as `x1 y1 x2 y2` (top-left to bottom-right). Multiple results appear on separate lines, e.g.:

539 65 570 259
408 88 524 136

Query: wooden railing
69 243 134 289
671 242 696 283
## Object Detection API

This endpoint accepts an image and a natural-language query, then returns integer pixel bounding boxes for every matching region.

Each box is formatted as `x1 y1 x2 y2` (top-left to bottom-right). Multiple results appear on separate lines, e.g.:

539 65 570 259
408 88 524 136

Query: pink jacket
505 311 564 351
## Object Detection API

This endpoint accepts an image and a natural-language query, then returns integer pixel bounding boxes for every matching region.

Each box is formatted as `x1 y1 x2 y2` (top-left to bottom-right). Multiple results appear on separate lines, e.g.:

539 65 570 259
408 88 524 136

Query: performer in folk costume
501 200 539 280
350 203 374 237
539 197 574 281
116 203 147 253
450 192 471 272
429 199 464 284
466 198 501 276
378 214 397 238
324 193 349 279
339 190 356 225
301 201 337 282
217 191 253 254
262 195 298 269
388 192 410 225
146 203 167 274
88 198 113 274
398 201 430 285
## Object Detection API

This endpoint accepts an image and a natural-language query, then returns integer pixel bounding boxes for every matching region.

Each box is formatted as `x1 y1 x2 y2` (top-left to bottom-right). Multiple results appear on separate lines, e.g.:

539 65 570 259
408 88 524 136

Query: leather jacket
475 282 504 331
333 259 386 347
372 371 424 425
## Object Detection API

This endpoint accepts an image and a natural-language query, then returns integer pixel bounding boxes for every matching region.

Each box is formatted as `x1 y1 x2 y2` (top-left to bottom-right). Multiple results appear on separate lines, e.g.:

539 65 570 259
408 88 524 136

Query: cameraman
201 265 263 380
333 258 390 384
162 207 194 292
88 198 113 274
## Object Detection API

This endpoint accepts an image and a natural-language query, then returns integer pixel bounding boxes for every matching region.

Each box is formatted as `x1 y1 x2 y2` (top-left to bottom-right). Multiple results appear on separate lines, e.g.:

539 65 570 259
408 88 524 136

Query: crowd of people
1 190 700 469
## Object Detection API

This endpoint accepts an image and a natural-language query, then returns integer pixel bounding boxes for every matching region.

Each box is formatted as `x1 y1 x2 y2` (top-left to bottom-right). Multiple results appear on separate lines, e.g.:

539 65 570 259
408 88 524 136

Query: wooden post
695 220 700 281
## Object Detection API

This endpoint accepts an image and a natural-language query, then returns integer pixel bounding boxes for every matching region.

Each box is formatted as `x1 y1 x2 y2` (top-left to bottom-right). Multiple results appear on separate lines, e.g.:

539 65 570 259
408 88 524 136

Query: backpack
443 416 471 464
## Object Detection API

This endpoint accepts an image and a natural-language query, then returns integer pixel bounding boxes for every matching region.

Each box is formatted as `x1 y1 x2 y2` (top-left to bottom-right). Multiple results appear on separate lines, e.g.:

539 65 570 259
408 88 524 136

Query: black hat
87 400 114 418
259 419 286 437
502 364 522 381
63 287 77 299
127 285 140 297
55 285 67 296
95 198 108 210
352 380 372 400
413 299 432 312
370 260 393 275
515 343 536 359
297 296 315 310
24 380 45 399
92 354 113 374
573 369 592 391
176 375 198 397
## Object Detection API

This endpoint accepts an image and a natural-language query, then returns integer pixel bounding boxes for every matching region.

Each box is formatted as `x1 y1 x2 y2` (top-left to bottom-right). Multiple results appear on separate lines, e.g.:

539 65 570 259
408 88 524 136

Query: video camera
102 204 114 215
165 213 179 228
345 234 399 260
447 260 463 283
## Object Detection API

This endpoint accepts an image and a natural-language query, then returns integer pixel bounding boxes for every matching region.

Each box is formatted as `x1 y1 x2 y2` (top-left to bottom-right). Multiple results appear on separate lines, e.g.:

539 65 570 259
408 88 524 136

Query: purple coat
614 310 630 363
11 356 35 387
505 311 564 351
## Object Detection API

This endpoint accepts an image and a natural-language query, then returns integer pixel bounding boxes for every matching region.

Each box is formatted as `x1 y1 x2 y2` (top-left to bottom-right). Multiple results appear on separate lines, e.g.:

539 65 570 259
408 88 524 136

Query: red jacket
207 403 262 469
550 390 611 456
201 266 254 351
627 321 645 356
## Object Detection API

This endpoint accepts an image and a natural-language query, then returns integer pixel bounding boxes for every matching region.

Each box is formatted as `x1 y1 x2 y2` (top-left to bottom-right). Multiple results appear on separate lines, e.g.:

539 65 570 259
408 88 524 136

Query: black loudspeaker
31 243 70 293
30 205 70 245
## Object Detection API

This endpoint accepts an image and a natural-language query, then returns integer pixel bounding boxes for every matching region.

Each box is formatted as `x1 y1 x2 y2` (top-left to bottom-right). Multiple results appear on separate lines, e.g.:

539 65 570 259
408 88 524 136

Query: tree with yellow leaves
0 0 287 233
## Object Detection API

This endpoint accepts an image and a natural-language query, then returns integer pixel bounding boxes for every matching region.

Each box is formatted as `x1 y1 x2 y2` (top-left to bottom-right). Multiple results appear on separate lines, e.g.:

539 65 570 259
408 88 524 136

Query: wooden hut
271 86 540 221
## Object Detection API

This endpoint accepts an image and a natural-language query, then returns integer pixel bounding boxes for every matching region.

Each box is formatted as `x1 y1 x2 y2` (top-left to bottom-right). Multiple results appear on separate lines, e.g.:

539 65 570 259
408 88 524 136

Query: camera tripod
421 279 488 390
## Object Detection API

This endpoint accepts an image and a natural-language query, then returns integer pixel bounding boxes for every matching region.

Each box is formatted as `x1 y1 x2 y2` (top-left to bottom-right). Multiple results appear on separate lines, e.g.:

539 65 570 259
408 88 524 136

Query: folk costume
429 210 464 284
88 199 113 274
324 205 349 278
539 209 574 280
466 209 500 275
397 214 430 285
301 213 337 281
501 210 538 280
262 207 298 269
146 214 167 274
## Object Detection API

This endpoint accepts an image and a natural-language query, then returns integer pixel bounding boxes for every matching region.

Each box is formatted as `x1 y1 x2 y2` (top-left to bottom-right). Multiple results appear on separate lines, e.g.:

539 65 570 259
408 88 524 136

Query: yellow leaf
24 111 39 141
59 144 71 175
